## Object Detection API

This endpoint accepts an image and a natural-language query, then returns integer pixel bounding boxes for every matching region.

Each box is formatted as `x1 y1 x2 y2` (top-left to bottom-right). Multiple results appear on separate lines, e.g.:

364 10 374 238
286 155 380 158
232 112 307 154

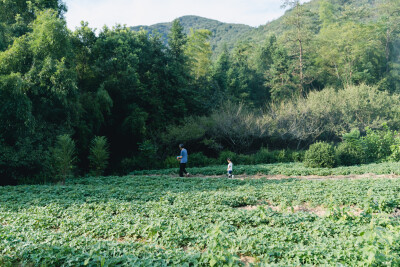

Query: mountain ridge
130 15 256 55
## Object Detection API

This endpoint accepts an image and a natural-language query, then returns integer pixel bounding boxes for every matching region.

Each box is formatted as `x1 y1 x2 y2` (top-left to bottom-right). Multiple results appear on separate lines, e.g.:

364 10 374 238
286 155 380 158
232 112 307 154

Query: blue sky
63 0 293 30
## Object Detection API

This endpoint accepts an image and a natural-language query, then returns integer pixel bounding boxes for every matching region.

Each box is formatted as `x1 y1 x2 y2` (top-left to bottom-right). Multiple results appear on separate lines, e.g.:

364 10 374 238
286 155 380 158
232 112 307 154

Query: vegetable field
1 165 400 266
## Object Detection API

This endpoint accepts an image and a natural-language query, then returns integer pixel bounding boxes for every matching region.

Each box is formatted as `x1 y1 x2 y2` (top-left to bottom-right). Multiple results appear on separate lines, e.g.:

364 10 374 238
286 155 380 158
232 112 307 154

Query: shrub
119 157 139 174
0 137 54 185
161 102 267 154
235 154 253 165
335 142 363 166
119 141 162 173
362 126 396 163
304 141 336 168
335 129 364 166
217 151 254 165
136 140 159 170
164 156 179 168
266 84 400 144
88 136 109 176
218 151 237 164
388 137 400 162
289 150 305 162
254 148 276 164
189 152 214 167
389 145 400 161
50 134 76 184
276 149 290 162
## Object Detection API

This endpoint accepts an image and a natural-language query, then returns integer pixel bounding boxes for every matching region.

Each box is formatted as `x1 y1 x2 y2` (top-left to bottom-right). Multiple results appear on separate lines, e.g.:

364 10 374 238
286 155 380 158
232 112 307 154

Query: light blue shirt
180 149 188 163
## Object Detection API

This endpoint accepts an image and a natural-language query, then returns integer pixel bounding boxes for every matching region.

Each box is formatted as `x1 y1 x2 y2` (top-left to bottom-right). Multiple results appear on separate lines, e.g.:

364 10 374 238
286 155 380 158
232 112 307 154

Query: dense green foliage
1 0 400 183
88 136 109 176
1 173 400 265
50 134 76 184
304 141 336 168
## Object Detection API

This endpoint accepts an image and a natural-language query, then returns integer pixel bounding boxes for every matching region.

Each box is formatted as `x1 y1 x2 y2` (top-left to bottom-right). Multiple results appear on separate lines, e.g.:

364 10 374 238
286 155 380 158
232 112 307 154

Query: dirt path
137 173 400 180
245 173 400 180
184 173 400 180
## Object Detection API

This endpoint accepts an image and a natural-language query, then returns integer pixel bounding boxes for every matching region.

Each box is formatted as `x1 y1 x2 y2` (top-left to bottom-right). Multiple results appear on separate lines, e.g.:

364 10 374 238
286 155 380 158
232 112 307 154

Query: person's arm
177 150 183 160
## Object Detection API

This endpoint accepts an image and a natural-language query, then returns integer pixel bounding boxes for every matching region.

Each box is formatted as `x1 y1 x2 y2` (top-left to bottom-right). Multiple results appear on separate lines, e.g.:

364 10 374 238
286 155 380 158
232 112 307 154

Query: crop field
1 163 400 266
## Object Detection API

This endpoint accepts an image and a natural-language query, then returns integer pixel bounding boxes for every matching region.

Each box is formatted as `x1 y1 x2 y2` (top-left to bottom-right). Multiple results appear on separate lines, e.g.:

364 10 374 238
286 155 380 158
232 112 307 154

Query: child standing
227 158 233 178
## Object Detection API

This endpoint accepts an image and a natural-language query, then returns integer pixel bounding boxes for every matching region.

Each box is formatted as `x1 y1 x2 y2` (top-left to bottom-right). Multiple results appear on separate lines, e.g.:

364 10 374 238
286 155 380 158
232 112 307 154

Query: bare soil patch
392 208 400 217
240 255 256 266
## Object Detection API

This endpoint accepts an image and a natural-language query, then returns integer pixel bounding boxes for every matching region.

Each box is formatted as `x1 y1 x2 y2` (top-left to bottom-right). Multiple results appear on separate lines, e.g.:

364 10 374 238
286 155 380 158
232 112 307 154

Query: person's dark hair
179 144 184 148
227 158 231 161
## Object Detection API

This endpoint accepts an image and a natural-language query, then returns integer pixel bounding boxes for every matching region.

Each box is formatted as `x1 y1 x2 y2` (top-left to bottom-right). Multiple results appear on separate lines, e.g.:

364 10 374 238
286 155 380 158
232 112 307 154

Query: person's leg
179 163 184 177
182 163 188 176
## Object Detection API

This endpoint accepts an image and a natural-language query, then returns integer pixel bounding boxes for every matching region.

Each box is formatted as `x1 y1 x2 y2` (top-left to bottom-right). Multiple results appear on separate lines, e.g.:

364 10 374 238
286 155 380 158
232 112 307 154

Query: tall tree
377 0 400 92
319 0 338 28
263 39 297 102
0 0 66 50
166 19 191 117
185 28 212 80
0 8 78 183
281 0 316 95
316 22 384 87
227 42 267 107
212 45 231 93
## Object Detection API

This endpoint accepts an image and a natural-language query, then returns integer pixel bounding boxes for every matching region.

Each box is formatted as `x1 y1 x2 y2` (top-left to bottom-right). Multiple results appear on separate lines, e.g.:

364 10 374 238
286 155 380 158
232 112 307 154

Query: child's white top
228 162 233 171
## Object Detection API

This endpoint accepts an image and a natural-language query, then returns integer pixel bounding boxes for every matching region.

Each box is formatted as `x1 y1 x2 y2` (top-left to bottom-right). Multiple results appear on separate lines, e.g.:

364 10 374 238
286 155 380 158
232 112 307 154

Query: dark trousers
179 163 187 177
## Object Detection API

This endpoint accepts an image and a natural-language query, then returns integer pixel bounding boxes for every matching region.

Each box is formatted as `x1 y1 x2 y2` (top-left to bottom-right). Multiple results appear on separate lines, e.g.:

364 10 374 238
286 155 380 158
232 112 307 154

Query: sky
63 0 293 30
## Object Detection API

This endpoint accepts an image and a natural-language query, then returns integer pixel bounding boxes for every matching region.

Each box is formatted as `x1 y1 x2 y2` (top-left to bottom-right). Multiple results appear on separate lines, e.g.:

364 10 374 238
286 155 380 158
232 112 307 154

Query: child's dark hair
227 158 231 161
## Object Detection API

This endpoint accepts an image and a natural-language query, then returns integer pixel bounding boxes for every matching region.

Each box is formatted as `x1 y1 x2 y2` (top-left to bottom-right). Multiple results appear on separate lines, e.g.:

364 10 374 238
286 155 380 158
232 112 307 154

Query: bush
50 134 76 183
304 141 336 168
218 151 237 164
0 138 52 185
235 154 253 165
164 156 179 168
336 129 364 166
362 126 396 163
335 142 363 166
389 141 400 162
217 151 254 165
266 84 400 144
275 149 291 162
119 157 139 174
254 148 277 164
188 152 214 167
88 136 109 176
289 150 305 162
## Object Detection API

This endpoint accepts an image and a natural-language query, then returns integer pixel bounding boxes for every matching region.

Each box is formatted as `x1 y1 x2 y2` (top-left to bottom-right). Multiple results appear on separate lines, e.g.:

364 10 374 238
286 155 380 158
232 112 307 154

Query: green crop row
1 174 400 266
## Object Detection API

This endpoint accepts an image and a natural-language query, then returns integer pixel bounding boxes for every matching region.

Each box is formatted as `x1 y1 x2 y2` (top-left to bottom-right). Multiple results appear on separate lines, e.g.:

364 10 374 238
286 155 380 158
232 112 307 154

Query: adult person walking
177 144 189 177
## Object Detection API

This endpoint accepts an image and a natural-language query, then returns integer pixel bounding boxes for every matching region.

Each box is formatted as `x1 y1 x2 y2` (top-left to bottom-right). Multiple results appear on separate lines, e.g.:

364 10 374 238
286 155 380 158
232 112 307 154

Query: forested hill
130 15 254 54
130 0 381 54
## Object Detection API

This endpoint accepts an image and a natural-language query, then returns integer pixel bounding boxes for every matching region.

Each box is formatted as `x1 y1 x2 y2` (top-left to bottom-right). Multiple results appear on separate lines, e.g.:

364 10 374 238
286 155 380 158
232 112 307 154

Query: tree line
0 0 399 184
